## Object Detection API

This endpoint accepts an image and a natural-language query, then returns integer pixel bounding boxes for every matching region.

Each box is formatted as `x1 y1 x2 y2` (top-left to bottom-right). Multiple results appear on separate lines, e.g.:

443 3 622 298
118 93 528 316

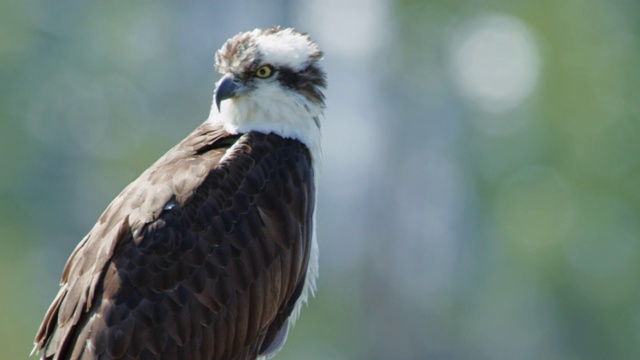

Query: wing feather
34 122 315 359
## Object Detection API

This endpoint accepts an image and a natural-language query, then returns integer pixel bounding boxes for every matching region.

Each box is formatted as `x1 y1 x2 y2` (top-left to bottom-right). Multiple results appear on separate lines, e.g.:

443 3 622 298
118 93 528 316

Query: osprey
33 27 326 360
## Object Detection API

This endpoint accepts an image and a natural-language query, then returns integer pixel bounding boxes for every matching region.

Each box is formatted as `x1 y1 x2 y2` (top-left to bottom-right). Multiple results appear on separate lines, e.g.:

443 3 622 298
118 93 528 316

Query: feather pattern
34 121 315 360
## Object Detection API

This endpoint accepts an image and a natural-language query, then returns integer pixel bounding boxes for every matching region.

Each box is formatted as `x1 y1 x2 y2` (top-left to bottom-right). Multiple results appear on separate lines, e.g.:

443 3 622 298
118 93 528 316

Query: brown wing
34 121 315 360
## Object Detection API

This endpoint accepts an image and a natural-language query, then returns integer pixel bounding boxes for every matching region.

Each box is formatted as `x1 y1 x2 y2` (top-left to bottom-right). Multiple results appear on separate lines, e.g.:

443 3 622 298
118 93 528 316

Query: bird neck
206 91 323 169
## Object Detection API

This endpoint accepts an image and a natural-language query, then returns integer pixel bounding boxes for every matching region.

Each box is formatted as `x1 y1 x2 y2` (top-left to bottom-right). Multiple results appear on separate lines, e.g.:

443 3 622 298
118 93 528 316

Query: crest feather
215 27 322 74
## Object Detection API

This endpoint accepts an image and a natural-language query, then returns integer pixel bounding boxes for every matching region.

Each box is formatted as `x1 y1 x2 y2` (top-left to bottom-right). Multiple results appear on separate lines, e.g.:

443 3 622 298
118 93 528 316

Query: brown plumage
33 122 315 359
34 26 326 360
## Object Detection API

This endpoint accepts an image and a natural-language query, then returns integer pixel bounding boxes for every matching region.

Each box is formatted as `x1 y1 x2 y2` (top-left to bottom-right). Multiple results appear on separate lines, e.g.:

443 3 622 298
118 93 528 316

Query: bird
33 27 326 360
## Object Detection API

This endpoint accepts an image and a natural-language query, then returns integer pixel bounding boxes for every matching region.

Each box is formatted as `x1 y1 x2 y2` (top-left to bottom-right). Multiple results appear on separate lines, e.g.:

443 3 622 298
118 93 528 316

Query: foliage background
2 0 639 359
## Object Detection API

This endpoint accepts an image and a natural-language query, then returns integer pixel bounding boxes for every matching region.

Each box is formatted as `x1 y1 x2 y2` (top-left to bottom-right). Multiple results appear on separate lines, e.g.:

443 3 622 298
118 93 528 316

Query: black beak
215 76 240 112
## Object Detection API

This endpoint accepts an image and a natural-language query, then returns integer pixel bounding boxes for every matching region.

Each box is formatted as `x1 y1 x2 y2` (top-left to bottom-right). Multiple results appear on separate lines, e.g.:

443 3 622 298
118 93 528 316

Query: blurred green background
2 0 640 359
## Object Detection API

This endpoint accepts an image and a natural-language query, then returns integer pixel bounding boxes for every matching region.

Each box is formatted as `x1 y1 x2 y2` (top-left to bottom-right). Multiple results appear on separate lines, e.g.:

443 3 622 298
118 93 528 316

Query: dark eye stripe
277 64 326 104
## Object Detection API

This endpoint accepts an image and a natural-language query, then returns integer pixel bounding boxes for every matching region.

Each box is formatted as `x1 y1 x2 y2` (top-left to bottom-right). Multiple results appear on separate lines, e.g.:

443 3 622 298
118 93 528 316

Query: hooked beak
215 76 243 112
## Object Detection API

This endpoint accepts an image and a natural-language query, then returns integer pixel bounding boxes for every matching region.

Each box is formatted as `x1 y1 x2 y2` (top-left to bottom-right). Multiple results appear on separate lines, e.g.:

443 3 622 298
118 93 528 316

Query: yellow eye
255 65 273 78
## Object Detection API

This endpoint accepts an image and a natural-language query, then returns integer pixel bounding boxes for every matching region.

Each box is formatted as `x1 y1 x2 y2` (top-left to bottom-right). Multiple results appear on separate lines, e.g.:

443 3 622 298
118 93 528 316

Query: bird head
209 28 326 154
214 27 326 112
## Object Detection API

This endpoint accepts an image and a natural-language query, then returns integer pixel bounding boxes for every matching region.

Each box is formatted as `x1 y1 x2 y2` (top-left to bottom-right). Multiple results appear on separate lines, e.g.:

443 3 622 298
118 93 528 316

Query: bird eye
255 65 274 78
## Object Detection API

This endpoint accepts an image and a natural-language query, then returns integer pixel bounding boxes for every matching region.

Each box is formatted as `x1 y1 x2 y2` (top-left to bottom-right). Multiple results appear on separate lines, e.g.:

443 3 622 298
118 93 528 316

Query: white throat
206 86 323 168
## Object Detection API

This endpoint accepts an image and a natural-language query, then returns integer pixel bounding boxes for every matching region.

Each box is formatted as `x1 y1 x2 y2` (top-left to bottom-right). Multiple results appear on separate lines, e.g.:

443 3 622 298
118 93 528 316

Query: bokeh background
2 0 640 359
